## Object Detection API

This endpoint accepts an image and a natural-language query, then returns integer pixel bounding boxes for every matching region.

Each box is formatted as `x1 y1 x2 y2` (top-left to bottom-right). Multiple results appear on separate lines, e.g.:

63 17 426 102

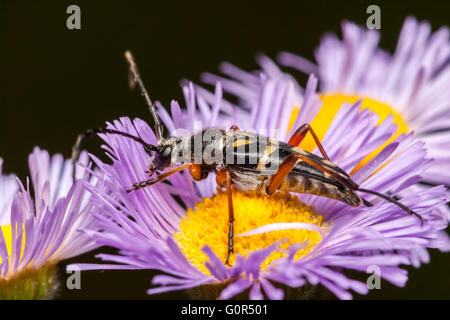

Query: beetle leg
127 164 191 192
288 123 330 161
267 152 355 195
189 164 202 181
216 168 235 266
267 153 301 195
362 198 374 207
189 164 209 181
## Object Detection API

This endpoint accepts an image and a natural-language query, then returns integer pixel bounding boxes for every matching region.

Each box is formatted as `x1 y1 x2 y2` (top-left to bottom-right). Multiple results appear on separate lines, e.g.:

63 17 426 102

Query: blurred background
1 0 449 299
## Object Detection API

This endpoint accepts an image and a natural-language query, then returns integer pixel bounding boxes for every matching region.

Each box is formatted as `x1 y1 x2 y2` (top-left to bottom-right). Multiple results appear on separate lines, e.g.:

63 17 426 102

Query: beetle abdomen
278 174 361 207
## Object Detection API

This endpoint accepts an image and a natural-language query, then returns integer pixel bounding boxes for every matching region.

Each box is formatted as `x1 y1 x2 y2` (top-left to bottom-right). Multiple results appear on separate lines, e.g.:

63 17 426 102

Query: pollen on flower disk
175 190 326 275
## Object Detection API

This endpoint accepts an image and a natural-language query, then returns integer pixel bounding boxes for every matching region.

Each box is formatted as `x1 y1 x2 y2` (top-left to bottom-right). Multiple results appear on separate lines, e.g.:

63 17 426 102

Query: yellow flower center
288 94 409 172
175 190 325 275
0 224 25 265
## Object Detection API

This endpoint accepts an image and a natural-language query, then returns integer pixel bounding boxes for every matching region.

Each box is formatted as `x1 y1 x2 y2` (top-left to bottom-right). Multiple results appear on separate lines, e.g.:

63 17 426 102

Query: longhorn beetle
72 51 424 265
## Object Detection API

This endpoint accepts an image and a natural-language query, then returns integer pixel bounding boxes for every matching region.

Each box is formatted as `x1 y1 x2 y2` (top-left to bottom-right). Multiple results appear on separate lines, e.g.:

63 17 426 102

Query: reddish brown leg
127 164 191 192
288 124 361 190
189 164 205 181
267 153 302 195
288 123 330 161
267 153 354 195
217 168 235 266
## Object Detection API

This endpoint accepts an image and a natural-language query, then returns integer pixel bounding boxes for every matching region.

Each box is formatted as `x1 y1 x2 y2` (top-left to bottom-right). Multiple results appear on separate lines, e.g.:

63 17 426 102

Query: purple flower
272 17 450 185
0 147 99 298
200 17 450 221
72 77 449 299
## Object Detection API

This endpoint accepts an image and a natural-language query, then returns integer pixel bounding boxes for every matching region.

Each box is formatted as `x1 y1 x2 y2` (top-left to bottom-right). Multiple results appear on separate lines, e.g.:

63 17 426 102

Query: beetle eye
162 146 172 157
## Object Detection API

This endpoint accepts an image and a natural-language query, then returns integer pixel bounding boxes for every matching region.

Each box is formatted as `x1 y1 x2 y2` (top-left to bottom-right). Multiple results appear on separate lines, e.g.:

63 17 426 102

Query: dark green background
1 0 449 299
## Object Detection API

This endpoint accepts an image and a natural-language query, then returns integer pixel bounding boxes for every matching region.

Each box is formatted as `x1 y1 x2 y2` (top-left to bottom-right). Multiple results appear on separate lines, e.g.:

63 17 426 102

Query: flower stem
0 263 59 300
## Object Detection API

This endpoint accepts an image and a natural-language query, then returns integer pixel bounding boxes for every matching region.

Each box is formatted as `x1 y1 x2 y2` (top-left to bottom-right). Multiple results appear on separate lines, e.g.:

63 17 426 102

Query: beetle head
146 137 181 175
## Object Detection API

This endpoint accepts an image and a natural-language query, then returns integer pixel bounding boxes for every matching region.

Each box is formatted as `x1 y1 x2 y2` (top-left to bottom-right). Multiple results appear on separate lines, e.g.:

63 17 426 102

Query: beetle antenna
125 50 165 141
71 127 158 181
362 198 373 207
357 188 424 224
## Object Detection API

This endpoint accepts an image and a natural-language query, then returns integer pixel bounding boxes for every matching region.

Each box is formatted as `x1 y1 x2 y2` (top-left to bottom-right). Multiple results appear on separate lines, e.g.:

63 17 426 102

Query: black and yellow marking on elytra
222 130 360 206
